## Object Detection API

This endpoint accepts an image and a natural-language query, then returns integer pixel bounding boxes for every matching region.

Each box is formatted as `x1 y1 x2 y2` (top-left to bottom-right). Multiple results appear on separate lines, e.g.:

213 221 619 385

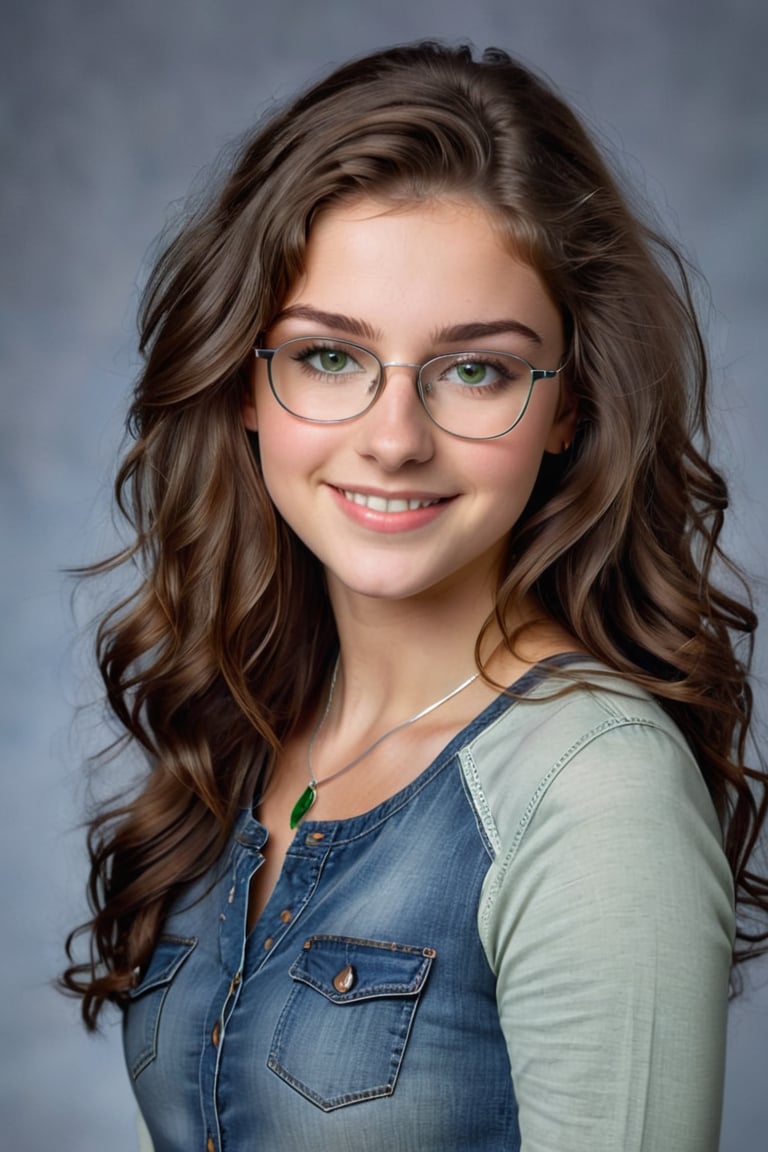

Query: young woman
63 42 767 1151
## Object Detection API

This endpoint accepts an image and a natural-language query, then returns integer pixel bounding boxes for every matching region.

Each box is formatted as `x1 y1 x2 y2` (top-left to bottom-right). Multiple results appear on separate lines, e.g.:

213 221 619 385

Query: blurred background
2 1 766 1148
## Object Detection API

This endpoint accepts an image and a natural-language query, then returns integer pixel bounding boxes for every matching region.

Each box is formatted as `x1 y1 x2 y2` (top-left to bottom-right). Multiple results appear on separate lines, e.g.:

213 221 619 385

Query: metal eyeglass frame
253 338 568 441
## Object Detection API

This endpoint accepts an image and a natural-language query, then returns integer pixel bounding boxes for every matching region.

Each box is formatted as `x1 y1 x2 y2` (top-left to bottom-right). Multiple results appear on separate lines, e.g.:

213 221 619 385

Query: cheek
468 432 555 538
257 432 299 503
255 408 330 509
471 430 551 494
493 394 563 482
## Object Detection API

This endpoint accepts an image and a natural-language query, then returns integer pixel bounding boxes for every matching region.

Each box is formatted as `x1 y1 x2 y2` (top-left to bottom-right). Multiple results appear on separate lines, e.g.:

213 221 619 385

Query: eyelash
280 341 532 404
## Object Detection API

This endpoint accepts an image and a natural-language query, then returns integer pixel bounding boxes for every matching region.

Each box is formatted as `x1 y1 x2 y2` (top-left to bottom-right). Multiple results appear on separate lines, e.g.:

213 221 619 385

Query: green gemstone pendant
290 783 317 829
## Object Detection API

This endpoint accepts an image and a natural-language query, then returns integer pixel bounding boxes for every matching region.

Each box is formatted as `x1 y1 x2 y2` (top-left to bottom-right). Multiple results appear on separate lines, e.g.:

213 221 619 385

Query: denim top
127 659 734 1152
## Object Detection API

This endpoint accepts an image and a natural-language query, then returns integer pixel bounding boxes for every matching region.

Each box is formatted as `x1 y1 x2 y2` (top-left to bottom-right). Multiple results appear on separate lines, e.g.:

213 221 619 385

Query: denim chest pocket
268 934 436 1111
123 935 197 1080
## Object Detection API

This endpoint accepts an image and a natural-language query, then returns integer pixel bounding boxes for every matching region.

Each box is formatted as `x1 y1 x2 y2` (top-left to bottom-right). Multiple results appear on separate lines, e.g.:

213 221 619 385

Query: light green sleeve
472 705 735 1152
137 1110 154 1152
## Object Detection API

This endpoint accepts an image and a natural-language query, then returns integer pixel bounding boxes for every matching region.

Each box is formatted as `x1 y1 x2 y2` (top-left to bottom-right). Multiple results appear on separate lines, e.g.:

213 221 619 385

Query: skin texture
244 197 576 612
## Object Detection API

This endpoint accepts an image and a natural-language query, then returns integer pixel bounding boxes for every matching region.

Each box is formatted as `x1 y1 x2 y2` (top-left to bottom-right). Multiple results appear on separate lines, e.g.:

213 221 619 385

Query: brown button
207 1138 215 1152
211 1020 221 1048
333 964 356 994
264 936 273 951
306 831 325 843
279 909 292 924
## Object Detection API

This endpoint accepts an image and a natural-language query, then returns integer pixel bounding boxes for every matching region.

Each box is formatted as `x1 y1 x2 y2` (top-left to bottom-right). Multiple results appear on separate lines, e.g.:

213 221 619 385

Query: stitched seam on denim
267 1058 399 1110
127 935 198 997
126 938 198 1079
128 983 171 1080
457 685 587 863
459 747 502 857
268 983 419 1110
207 995 227 1151
300 753 463 846
289 936 434 999
292 976 427 1000
300 933 432 954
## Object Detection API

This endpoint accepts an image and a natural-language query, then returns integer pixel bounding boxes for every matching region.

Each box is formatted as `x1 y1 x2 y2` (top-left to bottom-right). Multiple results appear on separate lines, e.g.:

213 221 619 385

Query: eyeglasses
253 337 568 440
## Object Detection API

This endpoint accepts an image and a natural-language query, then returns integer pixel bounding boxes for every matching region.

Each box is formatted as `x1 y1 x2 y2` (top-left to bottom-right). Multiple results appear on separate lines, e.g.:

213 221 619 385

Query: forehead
300 196 516 280
277 197 561 349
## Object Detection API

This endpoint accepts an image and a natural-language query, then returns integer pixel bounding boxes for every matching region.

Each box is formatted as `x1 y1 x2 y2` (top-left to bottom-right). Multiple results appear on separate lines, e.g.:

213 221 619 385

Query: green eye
455 362 487 385
291 343 368 380
318 349 349 373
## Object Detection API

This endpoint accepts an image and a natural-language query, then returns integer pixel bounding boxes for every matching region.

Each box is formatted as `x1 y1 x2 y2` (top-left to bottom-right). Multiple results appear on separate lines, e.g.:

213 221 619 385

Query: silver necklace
289 660 479 828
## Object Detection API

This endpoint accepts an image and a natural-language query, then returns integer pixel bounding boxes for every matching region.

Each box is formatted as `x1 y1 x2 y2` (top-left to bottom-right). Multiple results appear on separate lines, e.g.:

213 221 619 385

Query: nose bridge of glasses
375 360 426 404
380 360 423 376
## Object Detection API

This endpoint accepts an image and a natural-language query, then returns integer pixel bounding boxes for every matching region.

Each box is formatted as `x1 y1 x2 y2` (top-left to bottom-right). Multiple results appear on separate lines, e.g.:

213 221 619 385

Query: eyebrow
435 319 543 346
270 306 381 341
271 306 543 347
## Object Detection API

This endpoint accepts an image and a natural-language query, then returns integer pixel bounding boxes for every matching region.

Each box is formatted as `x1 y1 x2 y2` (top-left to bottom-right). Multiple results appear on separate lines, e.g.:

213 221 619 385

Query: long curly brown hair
62 41 767 1029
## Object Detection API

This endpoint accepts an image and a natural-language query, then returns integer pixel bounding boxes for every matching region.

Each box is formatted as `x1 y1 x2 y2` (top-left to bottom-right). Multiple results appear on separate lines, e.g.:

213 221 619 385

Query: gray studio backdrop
2 1 766 1149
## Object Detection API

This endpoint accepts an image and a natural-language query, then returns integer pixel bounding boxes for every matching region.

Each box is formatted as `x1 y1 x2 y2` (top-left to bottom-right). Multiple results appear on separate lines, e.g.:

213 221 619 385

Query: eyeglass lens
267 337 537 438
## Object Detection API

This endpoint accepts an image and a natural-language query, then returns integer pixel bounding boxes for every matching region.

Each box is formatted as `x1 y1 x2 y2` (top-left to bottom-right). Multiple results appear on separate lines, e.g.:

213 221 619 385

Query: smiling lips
340 489 443 513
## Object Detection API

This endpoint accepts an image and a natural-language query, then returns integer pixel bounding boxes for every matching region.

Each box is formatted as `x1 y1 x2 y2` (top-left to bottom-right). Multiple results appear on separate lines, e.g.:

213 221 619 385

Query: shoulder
459 659 721 863
458 660 733 954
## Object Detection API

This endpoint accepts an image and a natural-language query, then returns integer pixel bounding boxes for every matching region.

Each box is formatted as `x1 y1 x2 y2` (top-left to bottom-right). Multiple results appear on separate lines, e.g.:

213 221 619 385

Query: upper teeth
342 490 440 513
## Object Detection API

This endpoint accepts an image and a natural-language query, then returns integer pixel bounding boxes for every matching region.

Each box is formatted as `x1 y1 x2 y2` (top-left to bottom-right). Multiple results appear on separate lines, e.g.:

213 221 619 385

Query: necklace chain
288 659 479 828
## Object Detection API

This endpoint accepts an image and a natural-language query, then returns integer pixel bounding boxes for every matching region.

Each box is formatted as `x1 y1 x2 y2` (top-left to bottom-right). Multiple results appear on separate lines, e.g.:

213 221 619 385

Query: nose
356 363 435 470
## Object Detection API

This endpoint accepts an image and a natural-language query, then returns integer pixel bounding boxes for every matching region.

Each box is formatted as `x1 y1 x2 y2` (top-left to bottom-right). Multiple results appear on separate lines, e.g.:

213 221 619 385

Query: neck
323 573 545 731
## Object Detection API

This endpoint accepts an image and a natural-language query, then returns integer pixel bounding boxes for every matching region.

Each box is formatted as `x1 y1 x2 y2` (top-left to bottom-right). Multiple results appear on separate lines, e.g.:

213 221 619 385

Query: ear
545 380 579 454
242 397 259 432
242 357 259 432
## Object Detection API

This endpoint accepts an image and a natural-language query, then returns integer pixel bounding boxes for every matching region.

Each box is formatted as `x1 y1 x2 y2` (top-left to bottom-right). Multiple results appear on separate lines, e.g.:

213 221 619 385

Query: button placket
259 908 295 954
251 834 333 972
206 823 336 1141
204 837 260 1149
219 844 263 971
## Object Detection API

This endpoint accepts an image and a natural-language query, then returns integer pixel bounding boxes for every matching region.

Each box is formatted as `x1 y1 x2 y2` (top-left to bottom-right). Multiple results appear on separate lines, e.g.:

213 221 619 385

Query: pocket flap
289 935 436 1004
128 935 197 1000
